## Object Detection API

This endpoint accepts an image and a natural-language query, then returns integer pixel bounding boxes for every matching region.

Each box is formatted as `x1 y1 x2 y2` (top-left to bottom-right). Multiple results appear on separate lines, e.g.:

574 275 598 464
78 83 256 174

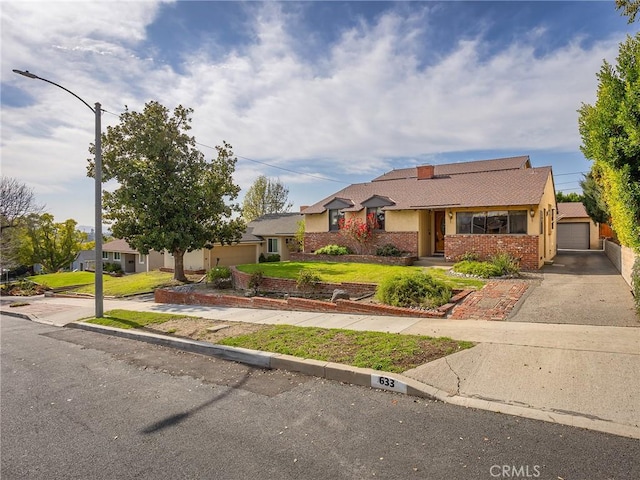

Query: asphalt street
2 316 639 480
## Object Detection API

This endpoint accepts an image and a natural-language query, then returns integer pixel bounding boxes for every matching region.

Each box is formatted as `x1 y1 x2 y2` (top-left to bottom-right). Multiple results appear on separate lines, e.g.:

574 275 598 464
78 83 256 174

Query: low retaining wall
154 287 472 319
604 240 637 288
289 252 415 266
231 267 377 297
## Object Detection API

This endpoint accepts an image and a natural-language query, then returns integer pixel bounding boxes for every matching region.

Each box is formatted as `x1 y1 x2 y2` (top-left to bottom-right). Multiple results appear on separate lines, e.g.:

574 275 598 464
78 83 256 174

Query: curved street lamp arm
12 69 96 113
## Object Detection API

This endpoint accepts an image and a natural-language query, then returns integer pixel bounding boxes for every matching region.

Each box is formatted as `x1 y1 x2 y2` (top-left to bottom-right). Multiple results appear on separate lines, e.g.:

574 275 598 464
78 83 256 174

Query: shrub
456 251 480 262
453 253 520 278
248 270 264 294
259 253 281 263
376 244 403 257
296 270 321 297
453 260 503 278
315 244 351 255
376 272 452 309
103 263 123 274
207 266 232 288
632 256 640 317
490 252 520 275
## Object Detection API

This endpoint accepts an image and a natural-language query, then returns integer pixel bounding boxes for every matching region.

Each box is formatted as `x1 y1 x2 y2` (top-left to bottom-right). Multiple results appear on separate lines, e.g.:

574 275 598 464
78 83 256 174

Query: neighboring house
70 249 95 271
302 156 557 270
100 239 164 273
557 202 600 250
163 213 304 272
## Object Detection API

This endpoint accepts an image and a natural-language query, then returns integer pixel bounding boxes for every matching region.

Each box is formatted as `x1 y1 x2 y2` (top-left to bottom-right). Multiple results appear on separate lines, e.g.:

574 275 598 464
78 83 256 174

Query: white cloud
0 2 627 224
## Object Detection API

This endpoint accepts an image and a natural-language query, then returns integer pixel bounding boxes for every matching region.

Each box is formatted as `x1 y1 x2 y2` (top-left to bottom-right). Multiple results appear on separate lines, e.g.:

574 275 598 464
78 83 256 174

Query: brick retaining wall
304 231 419 257
154 286 472 318
231 267 377 296
289 252 415 266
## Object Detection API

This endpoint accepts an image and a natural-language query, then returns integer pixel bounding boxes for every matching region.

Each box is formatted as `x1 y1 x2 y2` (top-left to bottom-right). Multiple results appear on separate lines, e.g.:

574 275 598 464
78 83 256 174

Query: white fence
604 239 637 288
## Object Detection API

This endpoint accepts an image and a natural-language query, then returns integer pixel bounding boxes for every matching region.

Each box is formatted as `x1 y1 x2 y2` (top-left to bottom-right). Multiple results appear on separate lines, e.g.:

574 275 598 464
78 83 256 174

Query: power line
99 107 348 184
194 141 349 184
554 171 588 176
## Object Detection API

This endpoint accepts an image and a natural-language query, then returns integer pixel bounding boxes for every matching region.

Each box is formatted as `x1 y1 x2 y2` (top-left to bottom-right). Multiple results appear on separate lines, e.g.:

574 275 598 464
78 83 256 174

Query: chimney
417 164 435 179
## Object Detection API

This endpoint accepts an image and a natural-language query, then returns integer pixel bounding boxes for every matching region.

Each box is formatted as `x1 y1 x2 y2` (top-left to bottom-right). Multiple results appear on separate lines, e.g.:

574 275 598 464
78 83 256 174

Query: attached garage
557 222 590 250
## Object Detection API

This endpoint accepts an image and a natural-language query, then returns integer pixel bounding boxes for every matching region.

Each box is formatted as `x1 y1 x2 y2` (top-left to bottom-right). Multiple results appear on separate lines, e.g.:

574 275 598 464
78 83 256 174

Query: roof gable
557 202 589 219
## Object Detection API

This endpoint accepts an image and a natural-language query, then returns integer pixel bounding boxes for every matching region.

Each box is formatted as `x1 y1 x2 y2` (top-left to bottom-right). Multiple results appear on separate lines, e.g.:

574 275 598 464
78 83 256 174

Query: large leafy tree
19 213 85 273
616 0 640 22
0 177 41 271
242 175 293 222
578 33 640 251
90 101 244 282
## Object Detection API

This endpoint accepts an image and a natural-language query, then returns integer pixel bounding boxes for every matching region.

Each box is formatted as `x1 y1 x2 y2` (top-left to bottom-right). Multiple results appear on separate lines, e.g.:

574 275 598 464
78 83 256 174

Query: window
114 252 121 261
329 209 344 231
267 238 279 254
456 211 527 234
102 251 109 260
139 254 147 264
366 207 385 230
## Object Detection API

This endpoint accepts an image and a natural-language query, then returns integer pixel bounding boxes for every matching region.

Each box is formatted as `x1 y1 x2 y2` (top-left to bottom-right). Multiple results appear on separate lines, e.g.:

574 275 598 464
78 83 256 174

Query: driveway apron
509 251 639 326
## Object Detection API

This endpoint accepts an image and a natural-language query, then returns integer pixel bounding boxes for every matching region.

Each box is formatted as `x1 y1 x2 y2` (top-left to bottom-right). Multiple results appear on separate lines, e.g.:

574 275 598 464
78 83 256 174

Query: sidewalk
2 294 639 439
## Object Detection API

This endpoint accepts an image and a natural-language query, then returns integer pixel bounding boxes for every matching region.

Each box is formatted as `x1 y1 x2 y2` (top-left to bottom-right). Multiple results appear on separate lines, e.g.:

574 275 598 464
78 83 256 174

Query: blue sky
1 1 637 227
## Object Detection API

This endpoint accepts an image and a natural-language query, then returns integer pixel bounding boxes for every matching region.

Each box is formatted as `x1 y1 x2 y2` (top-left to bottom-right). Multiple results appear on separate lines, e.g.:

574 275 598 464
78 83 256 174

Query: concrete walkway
1 294 639 439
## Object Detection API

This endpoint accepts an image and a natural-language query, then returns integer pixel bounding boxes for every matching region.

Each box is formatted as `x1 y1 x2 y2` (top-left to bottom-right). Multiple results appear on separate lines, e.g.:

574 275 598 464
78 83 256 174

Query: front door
434 211 446 253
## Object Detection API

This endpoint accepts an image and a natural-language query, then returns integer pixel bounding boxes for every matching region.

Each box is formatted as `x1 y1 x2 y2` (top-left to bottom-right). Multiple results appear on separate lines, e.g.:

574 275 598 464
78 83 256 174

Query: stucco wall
604 240 637 288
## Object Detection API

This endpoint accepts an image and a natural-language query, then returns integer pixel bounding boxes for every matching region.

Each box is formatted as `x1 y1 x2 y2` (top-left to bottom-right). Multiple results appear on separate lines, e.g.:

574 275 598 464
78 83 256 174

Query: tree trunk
173 249 188 282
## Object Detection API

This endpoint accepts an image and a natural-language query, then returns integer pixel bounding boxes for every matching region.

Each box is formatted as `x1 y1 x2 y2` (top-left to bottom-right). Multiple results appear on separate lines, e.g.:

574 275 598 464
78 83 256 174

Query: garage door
557 223 590 249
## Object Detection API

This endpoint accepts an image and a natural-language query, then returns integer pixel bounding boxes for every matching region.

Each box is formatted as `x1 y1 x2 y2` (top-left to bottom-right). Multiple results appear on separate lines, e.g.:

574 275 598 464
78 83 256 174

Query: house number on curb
371 374 407 394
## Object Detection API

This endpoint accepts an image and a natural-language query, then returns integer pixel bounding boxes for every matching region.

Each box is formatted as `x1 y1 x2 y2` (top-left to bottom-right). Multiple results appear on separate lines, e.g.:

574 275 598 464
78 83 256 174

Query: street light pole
13 69 104 318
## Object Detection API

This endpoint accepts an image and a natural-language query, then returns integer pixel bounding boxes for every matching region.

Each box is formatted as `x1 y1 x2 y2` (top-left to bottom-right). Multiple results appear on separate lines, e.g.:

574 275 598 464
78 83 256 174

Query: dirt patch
148 318 269 344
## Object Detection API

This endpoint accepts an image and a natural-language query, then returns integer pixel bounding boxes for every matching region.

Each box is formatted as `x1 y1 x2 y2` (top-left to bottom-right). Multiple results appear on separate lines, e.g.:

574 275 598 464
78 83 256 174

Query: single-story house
302 156 557 270
100 239 164 273
163 213 304 272
557 202 600 250
70 249 95 271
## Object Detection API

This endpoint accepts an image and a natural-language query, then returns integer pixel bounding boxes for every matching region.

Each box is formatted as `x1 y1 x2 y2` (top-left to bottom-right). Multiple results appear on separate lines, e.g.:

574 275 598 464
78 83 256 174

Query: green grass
32 271 97 288
85 309 194 329
33 270 175 297
218 324 474 373
236 261 484 289
82 310 474 372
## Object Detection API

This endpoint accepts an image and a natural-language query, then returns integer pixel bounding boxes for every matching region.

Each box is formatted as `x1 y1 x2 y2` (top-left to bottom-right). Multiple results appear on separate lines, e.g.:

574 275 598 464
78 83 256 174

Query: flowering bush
338 213 378 254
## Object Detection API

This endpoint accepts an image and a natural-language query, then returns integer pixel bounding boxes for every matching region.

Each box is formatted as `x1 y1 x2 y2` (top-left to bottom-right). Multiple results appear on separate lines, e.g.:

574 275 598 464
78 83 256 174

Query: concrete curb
67 320 640 440
2 309 44 323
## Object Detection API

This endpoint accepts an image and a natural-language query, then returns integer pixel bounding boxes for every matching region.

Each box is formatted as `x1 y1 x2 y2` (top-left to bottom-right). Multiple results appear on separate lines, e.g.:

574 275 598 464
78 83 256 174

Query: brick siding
445 234 540 270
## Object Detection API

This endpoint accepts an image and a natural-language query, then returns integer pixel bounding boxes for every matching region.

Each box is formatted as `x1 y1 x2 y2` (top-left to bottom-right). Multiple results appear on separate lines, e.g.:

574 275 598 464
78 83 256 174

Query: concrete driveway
509 251 639 327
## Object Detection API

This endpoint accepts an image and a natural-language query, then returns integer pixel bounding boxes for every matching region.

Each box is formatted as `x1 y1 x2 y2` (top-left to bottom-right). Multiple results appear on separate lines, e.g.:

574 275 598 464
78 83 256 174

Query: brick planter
289 252 415 266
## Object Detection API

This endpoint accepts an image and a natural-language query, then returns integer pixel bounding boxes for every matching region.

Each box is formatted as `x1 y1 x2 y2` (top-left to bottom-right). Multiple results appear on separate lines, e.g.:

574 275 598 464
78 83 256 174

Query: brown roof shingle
557 202 589 219
305 157 551 215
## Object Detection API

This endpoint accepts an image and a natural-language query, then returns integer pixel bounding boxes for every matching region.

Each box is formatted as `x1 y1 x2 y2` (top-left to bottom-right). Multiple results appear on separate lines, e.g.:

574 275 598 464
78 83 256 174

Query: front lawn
236 261 484 289
32 271 97 288
32 271 175 297
86 309 195 329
